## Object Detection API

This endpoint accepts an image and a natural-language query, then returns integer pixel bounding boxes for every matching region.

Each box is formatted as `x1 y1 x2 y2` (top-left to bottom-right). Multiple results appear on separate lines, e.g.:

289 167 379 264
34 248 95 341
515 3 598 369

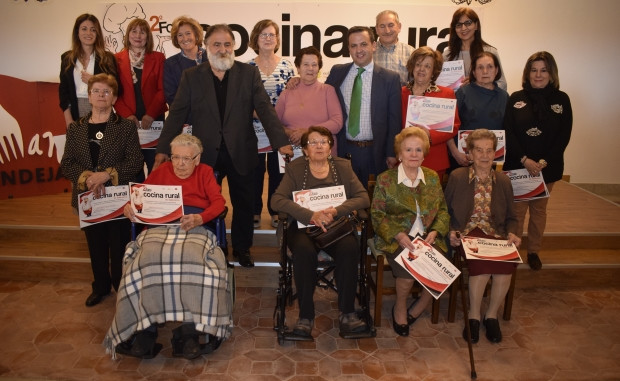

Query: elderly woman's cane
456 232 477 379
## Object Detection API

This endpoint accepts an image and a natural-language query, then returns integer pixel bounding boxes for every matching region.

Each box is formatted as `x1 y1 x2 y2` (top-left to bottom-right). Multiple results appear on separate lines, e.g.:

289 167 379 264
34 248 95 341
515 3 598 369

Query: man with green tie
326 26 402 187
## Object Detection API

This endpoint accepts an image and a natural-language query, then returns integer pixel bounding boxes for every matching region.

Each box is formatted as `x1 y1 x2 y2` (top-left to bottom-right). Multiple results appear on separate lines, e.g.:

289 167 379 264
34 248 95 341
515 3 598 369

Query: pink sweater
275 80 343 155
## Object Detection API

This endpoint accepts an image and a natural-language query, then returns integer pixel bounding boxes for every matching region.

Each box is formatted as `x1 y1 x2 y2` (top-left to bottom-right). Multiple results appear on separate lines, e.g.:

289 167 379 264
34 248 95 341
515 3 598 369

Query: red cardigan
114 50 168 119
144 162 226 224
401 85 460 173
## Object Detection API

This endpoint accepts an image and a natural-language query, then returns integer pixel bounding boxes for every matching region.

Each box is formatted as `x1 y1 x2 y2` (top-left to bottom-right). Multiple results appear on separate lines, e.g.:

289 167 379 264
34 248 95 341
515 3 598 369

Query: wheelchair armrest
356 209 369 221
216 206 228 220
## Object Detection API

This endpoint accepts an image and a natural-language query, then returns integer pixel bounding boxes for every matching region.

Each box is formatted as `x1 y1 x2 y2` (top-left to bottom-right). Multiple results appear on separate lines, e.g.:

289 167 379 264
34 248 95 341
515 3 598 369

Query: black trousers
253 152 283 216
340 141 377 189
83 218 131 294
214 144 254 251
287 223 359 320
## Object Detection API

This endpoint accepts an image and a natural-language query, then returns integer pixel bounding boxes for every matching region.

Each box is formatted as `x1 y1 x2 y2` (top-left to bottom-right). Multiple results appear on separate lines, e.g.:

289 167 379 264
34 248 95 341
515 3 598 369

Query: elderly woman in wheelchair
271 126 370 338
104 134 231 360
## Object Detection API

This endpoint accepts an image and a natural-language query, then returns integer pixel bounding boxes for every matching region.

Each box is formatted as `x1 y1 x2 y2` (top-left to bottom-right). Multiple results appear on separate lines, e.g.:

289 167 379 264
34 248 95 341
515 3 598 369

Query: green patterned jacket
371 167 449 254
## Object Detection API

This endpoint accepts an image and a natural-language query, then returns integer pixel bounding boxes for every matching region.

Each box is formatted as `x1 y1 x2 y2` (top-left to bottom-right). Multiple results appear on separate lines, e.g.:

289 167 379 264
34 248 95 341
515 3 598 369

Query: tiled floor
0 279 619 381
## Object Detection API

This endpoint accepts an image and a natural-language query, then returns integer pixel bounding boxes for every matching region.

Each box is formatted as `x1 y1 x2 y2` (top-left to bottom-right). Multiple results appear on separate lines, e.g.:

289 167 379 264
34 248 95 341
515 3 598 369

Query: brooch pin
514 101 526 109
551 104 563 114
96 131 104 140
526 127 542 137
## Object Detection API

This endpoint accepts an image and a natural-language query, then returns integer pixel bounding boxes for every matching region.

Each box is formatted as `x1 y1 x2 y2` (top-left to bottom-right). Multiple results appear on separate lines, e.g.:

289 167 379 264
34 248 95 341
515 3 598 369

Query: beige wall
1 0 619 183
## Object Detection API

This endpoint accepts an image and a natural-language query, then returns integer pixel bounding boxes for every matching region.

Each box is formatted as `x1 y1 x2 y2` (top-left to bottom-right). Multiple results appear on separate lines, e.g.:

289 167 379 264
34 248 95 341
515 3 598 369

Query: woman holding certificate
401 47 460 181
445 129 521 343
371 127 450 337
449 52 508 168
247 19 295 229
442 7 507 91
60 73 143 307
271 126 369 339
109 134 229 360
503 51 572 270
114 18 167 178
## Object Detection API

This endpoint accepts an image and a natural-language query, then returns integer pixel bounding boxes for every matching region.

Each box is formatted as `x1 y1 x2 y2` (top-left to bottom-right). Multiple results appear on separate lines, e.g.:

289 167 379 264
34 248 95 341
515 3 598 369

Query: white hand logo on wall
0 105 24 164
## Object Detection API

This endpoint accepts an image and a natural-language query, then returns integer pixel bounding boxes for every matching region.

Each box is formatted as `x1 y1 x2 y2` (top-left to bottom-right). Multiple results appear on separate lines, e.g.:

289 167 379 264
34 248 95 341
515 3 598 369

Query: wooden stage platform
1 181 619 289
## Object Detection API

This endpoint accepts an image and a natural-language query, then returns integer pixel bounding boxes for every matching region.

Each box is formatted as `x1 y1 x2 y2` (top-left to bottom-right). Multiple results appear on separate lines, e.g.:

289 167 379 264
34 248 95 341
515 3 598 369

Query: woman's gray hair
170 134 203 154
465 129 498 151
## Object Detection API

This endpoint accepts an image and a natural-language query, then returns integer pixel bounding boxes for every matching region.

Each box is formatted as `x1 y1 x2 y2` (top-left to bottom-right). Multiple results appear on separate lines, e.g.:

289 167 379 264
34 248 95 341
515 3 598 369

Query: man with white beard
155 24 293 268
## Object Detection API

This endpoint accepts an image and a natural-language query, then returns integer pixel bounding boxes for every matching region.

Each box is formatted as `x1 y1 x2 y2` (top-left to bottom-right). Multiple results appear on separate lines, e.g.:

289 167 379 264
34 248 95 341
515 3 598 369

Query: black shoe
85 291 108 307
131 330 159 358
292 318 313 338
182 335 202 360
462 319 480 343
339 312 367 335
484 318 502 343
527 252 542 270
233 249 254 268
115 332 162 359
391 306 409 336
171 324 203 359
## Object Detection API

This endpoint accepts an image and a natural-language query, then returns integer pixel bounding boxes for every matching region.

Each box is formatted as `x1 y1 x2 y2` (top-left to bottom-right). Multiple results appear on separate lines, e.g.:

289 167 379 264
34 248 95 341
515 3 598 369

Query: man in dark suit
326 26 401 187
155 24 293 268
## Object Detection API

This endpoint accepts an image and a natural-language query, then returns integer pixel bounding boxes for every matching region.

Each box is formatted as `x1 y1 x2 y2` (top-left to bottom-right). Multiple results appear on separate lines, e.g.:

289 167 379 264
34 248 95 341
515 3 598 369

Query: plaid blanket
103 225 232 355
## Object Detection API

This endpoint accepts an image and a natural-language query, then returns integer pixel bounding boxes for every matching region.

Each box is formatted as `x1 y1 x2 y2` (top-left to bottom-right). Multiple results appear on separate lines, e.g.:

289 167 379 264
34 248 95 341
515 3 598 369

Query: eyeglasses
455 20 475 29
307 140 331 147
259 33 277 40
170 153 199 164
90 89 112 96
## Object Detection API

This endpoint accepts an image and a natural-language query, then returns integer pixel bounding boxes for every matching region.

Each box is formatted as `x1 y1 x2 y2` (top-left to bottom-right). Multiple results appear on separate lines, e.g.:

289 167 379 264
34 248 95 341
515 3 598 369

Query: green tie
348 67 365 137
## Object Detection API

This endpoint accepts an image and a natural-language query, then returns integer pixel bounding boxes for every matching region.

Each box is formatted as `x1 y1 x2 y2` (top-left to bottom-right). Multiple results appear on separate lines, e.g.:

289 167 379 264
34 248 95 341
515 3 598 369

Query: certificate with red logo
78 185 129 228
129 183 183 225
292 185 346 228
254 118 273 153
405 95 456 133
461 236 522 263
137 121 163 149
436 60 465 91
395 237 461 299
502 168 549 202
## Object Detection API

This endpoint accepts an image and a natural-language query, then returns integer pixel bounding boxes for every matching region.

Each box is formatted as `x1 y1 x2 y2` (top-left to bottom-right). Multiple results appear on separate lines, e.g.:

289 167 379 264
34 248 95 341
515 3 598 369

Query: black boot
171 323 202 360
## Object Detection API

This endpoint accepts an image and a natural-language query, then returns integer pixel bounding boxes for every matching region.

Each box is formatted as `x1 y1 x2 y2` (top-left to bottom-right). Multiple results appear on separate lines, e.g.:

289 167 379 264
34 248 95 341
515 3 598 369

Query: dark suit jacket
157 61 289 176
325 63 401 174
59 51 118 121
60 112 143 209
114 50 168 119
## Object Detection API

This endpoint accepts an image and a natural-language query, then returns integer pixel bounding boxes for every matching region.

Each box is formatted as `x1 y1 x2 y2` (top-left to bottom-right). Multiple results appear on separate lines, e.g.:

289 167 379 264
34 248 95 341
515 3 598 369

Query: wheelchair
273 210 376 344
116 205 234 359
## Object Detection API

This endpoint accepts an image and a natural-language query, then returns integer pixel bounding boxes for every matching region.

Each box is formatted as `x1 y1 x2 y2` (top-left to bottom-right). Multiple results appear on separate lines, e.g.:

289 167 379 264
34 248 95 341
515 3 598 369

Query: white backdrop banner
100 2 480 77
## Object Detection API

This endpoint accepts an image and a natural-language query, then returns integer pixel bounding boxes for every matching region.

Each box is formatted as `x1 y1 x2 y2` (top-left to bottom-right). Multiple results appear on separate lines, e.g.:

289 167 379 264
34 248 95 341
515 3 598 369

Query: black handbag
306 215 357 249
